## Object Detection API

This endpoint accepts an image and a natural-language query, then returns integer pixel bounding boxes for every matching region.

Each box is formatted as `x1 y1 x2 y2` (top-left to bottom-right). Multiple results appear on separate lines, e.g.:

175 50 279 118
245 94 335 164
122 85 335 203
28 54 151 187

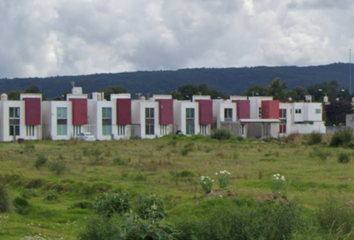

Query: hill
0 63 352 99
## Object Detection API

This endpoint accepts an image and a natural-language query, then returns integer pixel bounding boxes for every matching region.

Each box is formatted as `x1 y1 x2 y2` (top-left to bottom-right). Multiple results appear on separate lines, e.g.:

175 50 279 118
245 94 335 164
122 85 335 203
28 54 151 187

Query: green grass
0 136 354 239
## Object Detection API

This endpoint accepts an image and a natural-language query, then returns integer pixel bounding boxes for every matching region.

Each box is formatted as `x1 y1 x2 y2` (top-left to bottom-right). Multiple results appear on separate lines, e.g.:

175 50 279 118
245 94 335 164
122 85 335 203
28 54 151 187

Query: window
295 109 302 114
224 108 232 121
9 107 20 118
258 107 262 118
279 124 286 133
145 108 154 135
279 109 287 119
102 107 112 136
118 125 126 136
315 109 321 114
9 107 20 136
186 108 195 135
56 107 67 136
26 125 35 137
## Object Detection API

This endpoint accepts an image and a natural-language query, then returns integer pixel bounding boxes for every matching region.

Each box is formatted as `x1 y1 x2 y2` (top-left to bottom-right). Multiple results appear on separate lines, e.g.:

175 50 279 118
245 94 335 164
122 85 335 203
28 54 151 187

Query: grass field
1 133 354 239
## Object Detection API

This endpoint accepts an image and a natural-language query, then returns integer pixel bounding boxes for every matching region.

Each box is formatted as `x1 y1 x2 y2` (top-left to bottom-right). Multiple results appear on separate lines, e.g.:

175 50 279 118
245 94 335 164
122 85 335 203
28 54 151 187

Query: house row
0 87 326 142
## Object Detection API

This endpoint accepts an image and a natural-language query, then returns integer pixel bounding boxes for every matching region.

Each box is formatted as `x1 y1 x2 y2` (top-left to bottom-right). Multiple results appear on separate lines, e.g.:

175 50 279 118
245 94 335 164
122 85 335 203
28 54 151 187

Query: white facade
279 102 325 136
42 101 73 140
87 93 131 140
173 100 200 135
212 99 237 128
0 94 42 142
131 99 160 139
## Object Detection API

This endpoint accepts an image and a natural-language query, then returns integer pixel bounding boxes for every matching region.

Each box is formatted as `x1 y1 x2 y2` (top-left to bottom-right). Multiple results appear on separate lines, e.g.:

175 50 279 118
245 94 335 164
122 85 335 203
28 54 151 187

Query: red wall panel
23 98 41 125
70 99 87 125
233 100 250 119
196 100 213 124
156 99 173 124
261 100 279 119
116 99 131 124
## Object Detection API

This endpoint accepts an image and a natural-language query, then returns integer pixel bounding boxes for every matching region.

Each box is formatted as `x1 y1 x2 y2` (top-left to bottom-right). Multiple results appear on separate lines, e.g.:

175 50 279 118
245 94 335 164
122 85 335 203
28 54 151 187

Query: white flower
281 176 285 181
215 173 218 175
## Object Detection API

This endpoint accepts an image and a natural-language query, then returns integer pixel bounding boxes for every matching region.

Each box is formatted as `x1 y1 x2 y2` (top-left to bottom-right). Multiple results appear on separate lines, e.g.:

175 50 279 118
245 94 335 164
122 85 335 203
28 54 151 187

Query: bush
0 184 10 213
92 190 131 217
317 196 354 237
20 188 38 199
338 152 351 164
308 132 322 145
47 161 66 175
44 190 59 201
181 144 193 156
13 196 31 215
113 157 128 166
211 128 232 140
330 128 354 147
23 141 35 152
310 147 332 162
135 194 165 219
34 154 47 170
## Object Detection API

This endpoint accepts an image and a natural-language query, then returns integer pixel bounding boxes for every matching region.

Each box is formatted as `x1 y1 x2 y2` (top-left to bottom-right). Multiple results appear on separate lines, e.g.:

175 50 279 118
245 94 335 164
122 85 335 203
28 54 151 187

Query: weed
20 188 38 199
34 154 47 170
47 161 66 175
0 184 10 213
92 190 131 217
44 190 59 201
330 128 354 147
308 132 323 145
215 170 231 189
135 194 165 219
310 147 332 162
211 128 232 140
338 152 351 164
23 141 35 152
113 157 129 166
13 196 31 215
200 175 214 194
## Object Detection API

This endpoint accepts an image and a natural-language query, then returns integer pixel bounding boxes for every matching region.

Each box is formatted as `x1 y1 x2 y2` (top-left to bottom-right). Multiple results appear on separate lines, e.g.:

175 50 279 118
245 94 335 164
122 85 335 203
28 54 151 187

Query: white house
0 93 42 142
87 93 132 140
279 102 325 136
42 87 89 140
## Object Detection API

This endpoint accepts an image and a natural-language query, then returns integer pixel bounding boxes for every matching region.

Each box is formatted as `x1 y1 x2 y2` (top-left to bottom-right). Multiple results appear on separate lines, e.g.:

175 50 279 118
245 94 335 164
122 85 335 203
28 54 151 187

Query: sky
1 0 354 79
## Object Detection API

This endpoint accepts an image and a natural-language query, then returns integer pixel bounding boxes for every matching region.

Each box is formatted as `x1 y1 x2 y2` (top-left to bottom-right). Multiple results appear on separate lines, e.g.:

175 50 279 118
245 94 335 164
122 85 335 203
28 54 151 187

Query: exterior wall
195 100 213 125
131 100 159 139
293 103 305 122
304 103 323 122
112 94 132 139
261 100 279 119
0 95 42 141
212 100 237 128
42 101 72 140
69 99 88 125
232 100 250 119
155 99 174 125
173 100 200 135
249 96 273 119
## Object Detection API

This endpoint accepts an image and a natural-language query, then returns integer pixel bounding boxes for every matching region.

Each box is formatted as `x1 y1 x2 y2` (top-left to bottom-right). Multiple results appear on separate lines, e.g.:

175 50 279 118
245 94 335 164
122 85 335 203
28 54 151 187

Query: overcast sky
1 0 353 79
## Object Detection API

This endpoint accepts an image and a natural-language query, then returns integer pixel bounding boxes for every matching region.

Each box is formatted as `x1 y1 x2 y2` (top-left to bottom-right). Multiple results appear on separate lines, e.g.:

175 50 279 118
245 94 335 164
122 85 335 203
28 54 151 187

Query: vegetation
1 135 354 239
330 128 354 147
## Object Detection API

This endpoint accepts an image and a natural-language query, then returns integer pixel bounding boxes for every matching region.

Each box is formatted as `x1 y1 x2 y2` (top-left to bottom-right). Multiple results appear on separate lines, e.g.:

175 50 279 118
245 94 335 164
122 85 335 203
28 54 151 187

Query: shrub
272 173 286 195
181 144 193 156
20 188 38 199
47 161 66 175
13 196 31 215
310 147 332 162
215 170 231 189
211 128 232 140
34 154 47 170
92 190 131 217
44 190 59 201
308 132 322 145
113 157 128 166
317 196 354 236
330 128 354 147
338 152 351 164
135 194 165 219
200 176 214 194
0 184 10 213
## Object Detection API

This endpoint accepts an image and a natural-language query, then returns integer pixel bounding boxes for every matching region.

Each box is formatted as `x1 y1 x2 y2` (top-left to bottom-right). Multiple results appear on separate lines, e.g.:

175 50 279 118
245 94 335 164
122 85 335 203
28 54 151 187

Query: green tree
25 84 40 93
285 86 307 101
325 100 353 126
242 84 268 96
171 83 227 100
7 90 23 100
100 86 127 100
267 78 287 100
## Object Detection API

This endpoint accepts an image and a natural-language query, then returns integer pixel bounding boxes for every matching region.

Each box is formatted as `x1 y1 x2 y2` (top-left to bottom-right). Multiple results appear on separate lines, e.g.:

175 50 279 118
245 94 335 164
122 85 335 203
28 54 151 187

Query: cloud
0 0 353 78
